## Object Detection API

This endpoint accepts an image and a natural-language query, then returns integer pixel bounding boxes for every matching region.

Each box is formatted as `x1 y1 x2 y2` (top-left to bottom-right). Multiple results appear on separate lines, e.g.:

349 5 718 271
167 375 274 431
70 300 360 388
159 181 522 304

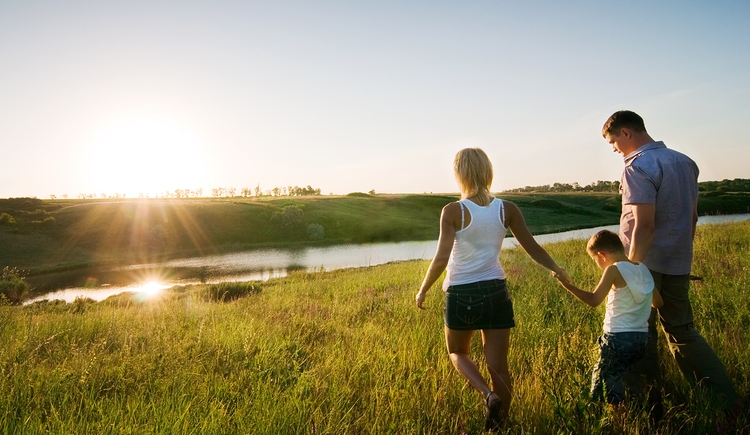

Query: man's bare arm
629 203 656 263
692 204 698 239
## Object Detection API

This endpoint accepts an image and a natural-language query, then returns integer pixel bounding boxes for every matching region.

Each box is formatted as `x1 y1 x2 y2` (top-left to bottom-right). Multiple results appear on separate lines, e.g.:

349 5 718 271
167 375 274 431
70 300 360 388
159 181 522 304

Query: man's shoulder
629 143 696 169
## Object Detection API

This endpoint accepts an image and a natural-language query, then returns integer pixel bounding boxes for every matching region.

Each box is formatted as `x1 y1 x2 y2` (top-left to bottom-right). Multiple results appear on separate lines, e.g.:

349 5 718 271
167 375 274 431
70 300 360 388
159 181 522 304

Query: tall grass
1 222 748 434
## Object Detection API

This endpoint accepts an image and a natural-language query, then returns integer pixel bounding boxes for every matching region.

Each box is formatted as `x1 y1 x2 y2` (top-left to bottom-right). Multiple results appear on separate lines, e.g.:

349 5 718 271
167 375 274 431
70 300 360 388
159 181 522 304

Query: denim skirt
444 279 515 330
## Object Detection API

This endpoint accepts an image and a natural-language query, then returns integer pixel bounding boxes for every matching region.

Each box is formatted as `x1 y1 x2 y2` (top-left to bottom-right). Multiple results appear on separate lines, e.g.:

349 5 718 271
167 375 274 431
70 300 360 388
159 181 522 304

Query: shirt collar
623 141 666 164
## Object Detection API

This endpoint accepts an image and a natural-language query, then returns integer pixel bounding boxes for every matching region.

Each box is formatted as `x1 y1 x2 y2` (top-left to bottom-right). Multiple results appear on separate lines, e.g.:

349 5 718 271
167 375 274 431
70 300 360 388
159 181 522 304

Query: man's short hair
587 230 625 254
602 110 647 138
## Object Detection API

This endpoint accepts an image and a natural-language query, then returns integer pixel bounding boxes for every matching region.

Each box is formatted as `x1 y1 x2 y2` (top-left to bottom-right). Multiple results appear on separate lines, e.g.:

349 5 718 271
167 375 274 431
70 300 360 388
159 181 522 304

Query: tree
0 213 16 225
307 223 325 240
0 267 29 304
280 205 304 226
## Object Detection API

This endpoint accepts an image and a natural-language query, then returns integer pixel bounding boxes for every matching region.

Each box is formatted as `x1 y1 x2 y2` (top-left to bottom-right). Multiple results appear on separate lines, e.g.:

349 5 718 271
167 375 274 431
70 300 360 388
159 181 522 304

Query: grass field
1 220 747 434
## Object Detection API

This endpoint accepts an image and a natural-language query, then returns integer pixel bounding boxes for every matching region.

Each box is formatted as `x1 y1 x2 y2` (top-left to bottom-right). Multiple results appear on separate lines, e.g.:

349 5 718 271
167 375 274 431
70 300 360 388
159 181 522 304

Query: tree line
36 178 750 200
502 180 621 193
45 185 323 200
697 178 750 193
503 178 750 194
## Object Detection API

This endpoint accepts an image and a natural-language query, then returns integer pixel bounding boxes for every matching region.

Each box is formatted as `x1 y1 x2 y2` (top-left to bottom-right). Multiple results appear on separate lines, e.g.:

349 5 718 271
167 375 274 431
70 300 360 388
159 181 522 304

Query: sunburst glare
137 281 166 297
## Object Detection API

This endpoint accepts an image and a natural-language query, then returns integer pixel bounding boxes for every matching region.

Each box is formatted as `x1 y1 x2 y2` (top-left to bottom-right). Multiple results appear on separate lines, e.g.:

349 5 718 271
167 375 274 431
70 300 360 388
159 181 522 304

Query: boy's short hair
587 230 625 254
601 110 648 138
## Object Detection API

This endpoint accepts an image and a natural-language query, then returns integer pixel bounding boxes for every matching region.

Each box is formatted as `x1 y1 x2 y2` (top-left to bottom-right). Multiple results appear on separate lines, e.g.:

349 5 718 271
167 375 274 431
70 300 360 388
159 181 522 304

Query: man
602 110 740 414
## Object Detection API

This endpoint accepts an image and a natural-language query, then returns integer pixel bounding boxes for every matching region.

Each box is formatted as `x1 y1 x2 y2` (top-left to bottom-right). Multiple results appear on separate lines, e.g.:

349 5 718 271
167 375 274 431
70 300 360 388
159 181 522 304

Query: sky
1 1 749 199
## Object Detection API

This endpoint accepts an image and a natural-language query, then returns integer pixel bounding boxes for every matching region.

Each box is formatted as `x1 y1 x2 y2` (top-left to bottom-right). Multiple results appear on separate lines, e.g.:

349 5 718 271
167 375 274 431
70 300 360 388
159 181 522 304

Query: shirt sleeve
622 164 657 205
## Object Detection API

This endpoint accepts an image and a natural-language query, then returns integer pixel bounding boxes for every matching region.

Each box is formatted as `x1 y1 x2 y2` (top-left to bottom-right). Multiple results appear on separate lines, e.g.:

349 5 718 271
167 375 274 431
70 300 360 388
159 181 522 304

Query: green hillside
1 191 748 274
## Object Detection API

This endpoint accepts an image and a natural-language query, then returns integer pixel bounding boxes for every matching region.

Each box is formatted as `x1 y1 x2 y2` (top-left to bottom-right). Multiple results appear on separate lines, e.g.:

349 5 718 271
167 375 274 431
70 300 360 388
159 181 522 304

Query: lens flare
138 281 165 296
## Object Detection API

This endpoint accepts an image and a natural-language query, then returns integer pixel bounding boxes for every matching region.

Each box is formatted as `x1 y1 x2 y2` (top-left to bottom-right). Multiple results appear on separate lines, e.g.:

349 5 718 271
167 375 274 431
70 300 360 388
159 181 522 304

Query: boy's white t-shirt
603 261 655 333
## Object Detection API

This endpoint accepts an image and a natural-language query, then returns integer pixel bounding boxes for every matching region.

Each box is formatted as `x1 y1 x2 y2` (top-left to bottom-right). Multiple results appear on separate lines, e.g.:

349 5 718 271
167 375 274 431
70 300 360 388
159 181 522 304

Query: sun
137 281 165 297
85 114 208 197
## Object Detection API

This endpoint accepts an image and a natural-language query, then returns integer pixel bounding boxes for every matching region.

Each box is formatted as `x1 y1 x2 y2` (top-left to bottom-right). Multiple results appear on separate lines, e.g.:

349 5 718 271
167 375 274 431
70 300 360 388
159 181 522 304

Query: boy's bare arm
554 266 618 307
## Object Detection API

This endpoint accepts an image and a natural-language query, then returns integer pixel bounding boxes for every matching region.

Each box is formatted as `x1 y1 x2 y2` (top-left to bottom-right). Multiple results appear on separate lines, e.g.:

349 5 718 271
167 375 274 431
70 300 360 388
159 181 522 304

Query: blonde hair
454 148 493 206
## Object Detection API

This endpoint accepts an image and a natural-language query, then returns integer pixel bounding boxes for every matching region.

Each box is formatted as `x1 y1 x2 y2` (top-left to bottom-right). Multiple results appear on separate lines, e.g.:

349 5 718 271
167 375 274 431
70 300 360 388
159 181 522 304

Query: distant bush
101 292 138 307
199 282 261 302
72 296 95 313
0 267 29 304
0 197 45 212
307 223 325 240
346 192 372 198
17 209 51 218
30 216 56 226
0 212 15 225
277 205 304 227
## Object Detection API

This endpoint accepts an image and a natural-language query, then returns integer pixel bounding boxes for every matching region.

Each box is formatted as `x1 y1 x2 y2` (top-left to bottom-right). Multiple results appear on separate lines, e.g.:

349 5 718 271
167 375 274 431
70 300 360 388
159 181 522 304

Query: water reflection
27 281 171 304
24 214 750 304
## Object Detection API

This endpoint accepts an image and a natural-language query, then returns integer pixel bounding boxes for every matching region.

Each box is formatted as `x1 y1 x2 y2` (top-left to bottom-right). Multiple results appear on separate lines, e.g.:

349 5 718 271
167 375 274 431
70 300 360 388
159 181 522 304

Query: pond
24 214 750 304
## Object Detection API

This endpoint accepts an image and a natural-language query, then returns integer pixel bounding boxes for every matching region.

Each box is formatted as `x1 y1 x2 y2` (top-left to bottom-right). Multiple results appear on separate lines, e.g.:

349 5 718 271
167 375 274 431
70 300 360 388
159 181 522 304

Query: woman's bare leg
482 328 512 420
444 326 494 398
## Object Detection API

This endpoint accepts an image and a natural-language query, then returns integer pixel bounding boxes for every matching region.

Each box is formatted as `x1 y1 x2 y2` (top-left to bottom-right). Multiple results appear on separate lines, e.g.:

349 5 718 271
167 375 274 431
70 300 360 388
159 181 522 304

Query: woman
415 148 568 430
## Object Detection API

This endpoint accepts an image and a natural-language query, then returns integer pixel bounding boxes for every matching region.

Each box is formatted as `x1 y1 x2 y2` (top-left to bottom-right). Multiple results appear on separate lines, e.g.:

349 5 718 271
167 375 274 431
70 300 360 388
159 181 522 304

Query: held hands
551 268 571 286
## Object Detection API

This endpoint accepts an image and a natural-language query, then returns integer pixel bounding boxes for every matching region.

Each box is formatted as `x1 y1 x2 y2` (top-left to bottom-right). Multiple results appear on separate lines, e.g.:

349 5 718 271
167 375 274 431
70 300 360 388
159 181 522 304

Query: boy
554 230 663 407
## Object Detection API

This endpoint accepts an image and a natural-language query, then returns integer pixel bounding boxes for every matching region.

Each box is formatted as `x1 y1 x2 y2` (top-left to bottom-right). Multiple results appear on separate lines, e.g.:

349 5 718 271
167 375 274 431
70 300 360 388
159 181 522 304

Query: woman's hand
415 289 428 309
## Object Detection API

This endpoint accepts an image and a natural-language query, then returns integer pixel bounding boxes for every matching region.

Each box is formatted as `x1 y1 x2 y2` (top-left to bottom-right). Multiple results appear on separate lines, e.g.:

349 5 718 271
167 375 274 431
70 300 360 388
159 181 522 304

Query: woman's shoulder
442 200 463 215
499 199 520 214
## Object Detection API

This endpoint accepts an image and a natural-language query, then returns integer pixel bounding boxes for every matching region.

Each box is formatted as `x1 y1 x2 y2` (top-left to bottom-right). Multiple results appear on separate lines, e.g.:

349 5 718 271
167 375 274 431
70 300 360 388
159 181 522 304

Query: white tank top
443 198 507 290
603 261 655 333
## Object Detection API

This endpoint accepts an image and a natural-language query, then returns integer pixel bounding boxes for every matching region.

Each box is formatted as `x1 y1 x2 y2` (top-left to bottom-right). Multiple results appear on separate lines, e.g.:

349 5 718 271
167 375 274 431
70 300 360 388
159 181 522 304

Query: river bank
24 213 750 304
2 192 748 276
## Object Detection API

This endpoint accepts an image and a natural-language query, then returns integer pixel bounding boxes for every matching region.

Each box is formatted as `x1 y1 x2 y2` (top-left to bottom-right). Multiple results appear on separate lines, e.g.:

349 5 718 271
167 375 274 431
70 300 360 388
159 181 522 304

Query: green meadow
1 220 748 434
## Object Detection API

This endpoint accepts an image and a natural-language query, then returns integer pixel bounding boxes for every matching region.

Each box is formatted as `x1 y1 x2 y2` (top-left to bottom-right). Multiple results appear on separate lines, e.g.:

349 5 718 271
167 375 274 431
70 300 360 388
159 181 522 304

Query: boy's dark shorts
591 331 648 405
444 279 515 330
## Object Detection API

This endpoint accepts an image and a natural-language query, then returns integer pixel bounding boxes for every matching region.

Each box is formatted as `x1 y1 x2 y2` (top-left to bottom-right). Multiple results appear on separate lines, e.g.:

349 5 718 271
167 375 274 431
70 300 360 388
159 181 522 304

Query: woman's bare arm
416 202 460 309
504 201 569 280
